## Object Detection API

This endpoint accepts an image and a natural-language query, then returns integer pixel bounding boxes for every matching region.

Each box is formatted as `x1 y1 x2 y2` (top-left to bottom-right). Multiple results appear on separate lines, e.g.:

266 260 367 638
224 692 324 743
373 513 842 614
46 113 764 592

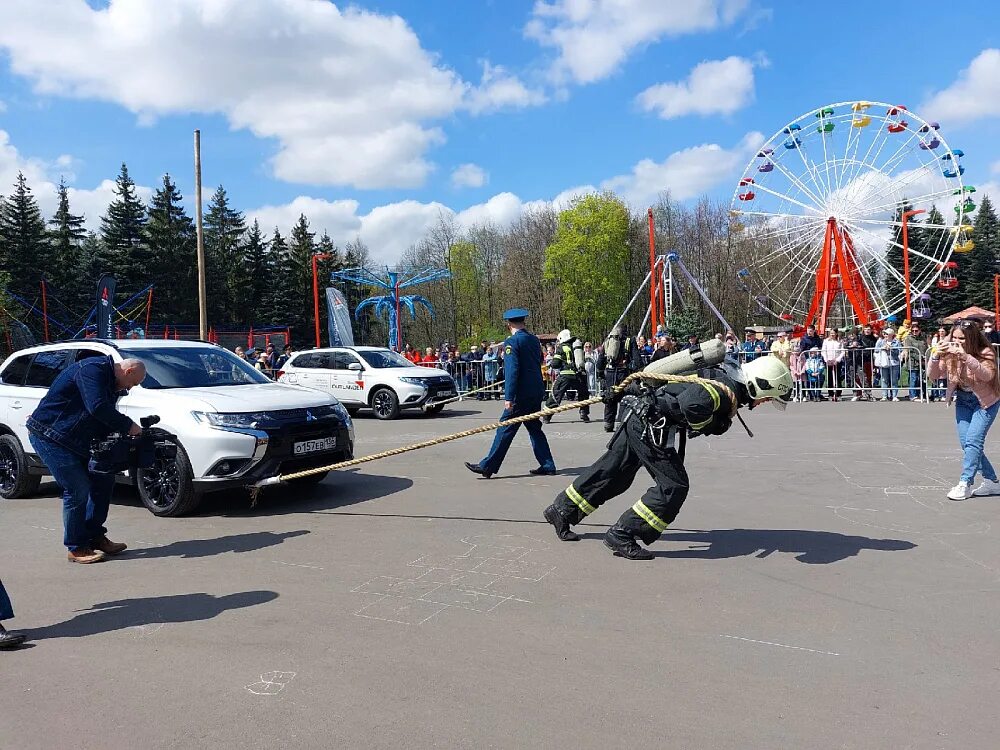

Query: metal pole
194 130 208 340
40 279 49 342
994 274 999 326
145 288 154 335
901 209 925 324
612 269 652 334
647 208 657 335
394 278 401 352
313 254 321 348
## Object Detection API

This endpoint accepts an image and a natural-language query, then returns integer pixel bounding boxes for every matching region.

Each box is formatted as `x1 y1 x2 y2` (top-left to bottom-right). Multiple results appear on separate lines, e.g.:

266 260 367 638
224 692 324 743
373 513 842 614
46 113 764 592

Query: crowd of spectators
232 341 294 378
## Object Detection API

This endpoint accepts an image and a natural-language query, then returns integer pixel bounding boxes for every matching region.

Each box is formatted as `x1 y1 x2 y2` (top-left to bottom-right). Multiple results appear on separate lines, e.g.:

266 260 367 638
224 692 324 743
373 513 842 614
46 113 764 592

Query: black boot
464 461 493 479
603 526 653 560
581 414 591 423
0 625 26 650
542 414 552 424
543 504 580 541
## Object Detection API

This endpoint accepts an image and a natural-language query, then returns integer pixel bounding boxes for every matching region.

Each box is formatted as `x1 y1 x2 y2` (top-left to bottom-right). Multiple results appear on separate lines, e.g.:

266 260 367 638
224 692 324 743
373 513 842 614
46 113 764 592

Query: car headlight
399 377 428 387
331 402 353 427
192 411 265 428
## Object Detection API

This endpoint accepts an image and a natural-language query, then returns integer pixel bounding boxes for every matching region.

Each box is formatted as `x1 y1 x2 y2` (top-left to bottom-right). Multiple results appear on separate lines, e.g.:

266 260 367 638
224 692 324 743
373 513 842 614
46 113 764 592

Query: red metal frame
312 252 333 348
647 208 658 334
805 218 876 332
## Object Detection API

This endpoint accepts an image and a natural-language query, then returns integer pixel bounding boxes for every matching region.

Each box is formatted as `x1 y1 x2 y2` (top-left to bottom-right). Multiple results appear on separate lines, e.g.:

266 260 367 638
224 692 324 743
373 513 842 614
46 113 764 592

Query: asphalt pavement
2 398 999 749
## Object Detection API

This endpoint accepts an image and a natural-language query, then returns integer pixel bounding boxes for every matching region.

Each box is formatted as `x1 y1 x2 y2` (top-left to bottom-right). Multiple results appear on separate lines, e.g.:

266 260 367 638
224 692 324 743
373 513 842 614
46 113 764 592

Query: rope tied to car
247 371 737 504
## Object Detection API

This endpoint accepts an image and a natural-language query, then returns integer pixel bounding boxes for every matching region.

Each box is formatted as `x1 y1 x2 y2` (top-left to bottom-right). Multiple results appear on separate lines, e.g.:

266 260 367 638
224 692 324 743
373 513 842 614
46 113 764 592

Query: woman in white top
821 329 846 401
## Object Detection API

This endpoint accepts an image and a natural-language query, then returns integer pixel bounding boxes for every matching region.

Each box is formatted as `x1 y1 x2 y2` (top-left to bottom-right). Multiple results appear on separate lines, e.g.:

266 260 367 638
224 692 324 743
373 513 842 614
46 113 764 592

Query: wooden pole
194 130 208 340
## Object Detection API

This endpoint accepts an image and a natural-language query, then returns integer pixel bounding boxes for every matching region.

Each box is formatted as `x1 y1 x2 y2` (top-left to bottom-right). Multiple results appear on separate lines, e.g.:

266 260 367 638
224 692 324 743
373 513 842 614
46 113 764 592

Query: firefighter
543 329 590 423
542 356 793 560
595 323 642 432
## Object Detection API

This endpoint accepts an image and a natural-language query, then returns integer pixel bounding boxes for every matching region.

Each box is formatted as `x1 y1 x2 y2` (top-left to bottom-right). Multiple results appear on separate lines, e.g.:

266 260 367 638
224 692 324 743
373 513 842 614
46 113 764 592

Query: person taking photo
927 321 1000 501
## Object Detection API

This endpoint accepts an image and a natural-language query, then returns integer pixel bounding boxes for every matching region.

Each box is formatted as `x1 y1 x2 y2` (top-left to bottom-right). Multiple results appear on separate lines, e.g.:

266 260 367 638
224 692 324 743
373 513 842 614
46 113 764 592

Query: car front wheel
135 439 202 517
370 387 400 420
0 434 41 500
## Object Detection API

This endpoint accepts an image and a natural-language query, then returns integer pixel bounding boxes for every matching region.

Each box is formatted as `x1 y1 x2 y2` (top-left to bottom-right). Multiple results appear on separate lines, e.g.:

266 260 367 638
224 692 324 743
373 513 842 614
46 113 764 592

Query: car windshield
119 346 271 389
358 350 413 368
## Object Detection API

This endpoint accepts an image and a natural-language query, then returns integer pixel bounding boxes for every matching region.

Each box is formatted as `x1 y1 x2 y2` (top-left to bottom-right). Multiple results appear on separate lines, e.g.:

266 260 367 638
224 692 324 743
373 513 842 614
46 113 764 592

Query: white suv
0 339 354 516
278 346 457 419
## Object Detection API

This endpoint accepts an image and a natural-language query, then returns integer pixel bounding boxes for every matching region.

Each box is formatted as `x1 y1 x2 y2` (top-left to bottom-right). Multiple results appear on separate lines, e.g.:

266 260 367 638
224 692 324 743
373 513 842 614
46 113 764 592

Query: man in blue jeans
28 356 146 564
0 580 26 648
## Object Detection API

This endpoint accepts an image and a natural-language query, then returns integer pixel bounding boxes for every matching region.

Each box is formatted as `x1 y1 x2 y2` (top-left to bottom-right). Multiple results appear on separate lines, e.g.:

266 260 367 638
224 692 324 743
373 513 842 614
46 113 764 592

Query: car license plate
439 389 455 397
293 437 336 455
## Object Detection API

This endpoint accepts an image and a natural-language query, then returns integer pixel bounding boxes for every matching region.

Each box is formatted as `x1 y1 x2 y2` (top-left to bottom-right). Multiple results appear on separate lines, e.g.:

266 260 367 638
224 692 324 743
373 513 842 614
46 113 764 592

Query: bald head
115 358 146 391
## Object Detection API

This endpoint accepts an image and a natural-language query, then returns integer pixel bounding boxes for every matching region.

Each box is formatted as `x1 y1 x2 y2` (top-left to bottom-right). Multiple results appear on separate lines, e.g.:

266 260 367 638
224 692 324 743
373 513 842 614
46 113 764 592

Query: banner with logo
325 287 354 347
96 274 116 339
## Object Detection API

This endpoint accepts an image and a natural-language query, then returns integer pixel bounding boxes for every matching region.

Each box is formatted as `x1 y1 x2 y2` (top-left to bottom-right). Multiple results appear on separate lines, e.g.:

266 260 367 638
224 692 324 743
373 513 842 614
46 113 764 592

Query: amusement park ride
728 100 977 332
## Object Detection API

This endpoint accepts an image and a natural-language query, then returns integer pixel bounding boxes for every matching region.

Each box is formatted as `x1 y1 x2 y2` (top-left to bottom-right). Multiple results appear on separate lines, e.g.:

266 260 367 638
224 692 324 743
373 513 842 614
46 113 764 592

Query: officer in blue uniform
465 308 556 478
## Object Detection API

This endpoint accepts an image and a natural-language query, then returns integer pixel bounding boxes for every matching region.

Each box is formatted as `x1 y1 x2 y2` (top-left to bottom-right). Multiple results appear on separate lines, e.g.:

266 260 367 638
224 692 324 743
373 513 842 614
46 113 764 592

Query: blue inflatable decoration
331 266 451 351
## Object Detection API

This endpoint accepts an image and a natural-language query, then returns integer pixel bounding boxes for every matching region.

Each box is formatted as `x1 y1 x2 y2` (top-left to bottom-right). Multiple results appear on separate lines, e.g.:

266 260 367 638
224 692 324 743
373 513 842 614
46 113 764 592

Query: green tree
284 214 317 341
0 172 47 301
203 185 247 323
144 174 197 323
46 179 88 310
99 163 147 292
665 306 706 341
234 219 269 325
962 195 1000 311
260 228 289 326
544 192 630 341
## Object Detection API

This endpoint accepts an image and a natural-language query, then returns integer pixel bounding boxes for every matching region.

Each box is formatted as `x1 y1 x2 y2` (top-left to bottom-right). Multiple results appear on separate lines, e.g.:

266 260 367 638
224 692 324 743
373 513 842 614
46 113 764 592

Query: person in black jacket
543 357 792 560
28 356 146 564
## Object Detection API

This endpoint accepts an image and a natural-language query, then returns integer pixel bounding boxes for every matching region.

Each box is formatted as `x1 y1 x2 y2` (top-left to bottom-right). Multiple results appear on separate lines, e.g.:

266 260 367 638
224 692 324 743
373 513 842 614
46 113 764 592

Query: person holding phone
927 320 1000 500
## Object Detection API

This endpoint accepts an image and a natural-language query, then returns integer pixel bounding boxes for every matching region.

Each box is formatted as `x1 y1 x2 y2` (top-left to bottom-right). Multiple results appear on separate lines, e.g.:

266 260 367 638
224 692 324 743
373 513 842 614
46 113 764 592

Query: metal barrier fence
733 346 939 402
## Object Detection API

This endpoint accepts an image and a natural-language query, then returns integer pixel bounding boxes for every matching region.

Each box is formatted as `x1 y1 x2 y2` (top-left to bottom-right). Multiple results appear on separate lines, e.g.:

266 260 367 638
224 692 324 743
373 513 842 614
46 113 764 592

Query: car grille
256 405 337 426
421 375 453 386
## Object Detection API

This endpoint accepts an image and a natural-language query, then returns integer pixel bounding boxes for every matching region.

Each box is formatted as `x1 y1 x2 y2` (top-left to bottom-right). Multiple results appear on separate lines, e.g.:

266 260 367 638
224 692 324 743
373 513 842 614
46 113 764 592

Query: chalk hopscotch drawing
352 533 556 626
245 671 297 696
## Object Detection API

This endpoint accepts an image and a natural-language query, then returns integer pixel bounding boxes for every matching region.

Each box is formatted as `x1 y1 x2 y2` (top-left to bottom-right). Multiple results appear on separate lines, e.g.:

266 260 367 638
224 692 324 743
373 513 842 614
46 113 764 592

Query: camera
90 414 177 475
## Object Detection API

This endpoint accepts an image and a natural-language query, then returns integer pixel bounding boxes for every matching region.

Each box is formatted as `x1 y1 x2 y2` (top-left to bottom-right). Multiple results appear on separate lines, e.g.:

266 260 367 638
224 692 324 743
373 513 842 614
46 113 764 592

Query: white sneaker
851 396 859 402
947 481 972 501
972 478 1000 497
892 397 900 402
912 398 922 403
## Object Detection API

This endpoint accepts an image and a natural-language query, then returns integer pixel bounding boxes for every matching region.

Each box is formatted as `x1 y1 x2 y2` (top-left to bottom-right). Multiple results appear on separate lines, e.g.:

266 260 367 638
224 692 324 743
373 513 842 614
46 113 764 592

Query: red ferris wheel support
804 218 876 333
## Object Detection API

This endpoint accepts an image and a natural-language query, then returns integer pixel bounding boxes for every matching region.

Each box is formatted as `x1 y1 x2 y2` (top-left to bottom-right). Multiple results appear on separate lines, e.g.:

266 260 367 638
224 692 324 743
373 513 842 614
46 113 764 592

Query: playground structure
331 266 451 351
0 277 291 358
730 101 974 331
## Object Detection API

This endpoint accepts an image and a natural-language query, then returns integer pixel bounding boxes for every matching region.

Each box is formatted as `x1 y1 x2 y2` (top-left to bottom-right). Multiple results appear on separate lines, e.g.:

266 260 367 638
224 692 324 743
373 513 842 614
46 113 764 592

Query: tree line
1 164 998 352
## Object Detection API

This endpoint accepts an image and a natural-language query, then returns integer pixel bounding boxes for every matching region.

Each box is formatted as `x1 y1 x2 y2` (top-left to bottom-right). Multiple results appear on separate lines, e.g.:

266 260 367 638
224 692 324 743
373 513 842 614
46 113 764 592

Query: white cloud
526 0 749 83
923 49 1000 125
247 135 754 263
636 56 757 119
450 163 488 189
465 62 547 114
601 131 764 206
0 0 475 189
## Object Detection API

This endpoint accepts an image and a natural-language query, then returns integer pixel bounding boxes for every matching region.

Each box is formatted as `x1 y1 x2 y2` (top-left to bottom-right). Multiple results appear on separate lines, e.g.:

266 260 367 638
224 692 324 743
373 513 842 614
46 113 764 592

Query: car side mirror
347 362 363 371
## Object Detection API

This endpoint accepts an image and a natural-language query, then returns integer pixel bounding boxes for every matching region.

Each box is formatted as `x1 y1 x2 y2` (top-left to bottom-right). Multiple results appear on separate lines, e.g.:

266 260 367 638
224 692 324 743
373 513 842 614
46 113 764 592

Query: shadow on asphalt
580 528 917 564
492 466 588 479
196 470 413 517
29 591 278 639
313 510 612 528
125 530 309 560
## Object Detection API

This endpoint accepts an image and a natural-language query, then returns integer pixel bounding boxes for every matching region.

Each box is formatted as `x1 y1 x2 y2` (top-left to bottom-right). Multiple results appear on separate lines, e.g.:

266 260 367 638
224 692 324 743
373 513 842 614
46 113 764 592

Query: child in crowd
805 346 825 401
789 339 806 402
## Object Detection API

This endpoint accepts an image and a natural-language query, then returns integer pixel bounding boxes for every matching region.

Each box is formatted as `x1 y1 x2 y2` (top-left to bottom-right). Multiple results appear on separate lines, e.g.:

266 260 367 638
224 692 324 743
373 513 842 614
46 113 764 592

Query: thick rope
249 370 738 498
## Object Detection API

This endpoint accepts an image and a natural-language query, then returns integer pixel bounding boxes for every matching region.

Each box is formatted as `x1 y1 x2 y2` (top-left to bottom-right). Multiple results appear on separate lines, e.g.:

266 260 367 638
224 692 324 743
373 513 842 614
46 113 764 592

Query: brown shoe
92 536 127 555
67 548 106 564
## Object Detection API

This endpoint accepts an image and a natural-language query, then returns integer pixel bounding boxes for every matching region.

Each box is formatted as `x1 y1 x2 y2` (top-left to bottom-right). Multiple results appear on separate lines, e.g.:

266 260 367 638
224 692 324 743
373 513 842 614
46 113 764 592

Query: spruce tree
312 231 341 345
883 202 915 309
99 163 147 293
144 174 197 323
0 172 47 300
343 237 372 344
234 219 269 326
285 214 317 342
963 195 1000 311
260 227 289 326
47 179 88 310
203 185 247 324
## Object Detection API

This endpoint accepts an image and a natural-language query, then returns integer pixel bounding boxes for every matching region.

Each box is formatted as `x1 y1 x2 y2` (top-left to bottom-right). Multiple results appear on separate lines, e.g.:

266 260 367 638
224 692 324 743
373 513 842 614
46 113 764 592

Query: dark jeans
0 579 13 621
29 433 115 551
478 400 555 475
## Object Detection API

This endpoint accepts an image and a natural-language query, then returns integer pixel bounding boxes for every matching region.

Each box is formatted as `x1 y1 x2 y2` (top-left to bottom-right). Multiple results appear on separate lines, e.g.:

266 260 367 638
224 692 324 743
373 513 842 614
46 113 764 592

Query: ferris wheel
730 101 973 330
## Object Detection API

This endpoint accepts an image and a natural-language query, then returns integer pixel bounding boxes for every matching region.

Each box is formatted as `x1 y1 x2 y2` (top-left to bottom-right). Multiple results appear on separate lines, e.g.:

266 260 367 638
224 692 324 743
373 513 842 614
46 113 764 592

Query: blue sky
2 0 1000 263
